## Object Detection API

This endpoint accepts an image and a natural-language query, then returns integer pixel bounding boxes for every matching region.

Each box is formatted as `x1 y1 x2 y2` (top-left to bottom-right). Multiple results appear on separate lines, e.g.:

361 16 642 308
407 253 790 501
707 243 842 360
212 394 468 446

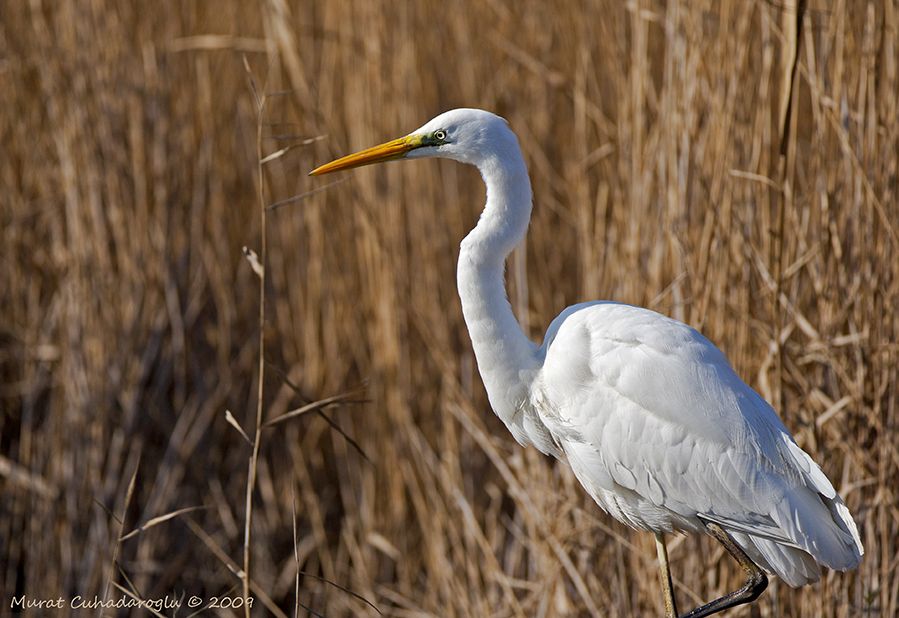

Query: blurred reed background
1 0 896 615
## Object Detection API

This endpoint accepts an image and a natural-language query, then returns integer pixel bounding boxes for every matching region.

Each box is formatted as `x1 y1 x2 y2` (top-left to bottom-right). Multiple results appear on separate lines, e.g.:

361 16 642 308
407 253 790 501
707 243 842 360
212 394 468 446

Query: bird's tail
730 531 821 587
731 497 861 587
734 444 864 587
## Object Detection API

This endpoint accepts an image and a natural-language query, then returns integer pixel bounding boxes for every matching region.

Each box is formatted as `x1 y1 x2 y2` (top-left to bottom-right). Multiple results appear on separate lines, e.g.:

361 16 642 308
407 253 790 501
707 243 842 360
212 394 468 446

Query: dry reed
1 1 896 616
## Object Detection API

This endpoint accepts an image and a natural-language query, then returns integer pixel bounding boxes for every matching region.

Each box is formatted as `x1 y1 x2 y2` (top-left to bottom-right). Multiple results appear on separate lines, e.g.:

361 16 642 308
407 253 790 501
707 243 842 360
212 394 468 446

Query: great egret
310 109 863 617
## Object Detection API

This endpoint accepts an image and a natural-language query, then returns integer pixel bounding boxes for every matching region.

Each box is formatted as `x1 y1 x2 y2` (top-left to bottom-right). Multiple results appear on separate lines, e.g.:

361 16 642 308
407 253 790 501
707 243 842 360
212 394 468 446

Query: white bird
310 109 863 617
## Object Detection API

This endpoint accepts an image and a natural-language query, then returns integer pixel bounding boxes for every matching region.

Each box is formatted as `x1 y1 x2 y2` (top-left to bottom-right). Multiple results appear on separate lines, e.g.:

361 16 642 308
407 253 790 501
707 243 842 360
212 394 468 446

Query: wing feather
532 302 862 578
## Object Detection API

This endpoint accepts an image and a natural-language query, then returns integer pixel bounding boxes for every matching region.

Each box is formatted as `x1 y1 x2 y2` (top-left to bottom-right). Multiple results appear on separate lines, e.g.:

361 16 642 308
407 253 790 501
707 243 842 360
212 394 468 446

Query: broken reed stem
772 0 806 413
243 57 268 618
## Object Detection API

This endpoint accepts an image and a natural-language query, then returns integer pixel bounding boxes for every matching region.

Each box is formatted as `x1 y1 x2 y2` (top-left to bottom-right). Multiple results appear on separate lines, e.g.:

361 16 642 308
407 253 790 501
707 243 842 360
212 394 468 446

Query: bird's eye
434 130 446 141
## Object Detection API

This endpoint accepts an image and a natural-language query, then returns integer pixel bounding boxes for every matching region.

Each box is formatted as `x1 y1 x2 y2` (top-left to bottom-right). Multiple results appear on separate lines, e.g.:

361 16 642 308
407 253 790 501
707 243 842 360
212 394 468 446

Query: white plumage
311 108 863 615
532 301 862 587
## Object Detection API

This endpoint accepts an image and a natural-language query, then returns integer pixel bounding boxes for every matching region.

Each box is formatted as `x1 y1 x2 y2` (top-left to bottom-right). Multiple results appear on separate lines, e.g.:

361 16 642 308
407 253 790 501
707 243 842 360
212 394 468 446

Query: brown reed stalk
242 55 268 618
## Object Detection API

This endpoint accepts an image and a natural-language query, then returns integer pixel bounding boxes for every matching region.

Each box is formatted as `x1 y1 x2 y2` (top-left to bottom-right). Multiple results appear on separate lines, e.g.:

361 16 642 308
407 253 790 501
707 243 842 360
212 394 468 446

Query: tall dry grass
1 0 896 616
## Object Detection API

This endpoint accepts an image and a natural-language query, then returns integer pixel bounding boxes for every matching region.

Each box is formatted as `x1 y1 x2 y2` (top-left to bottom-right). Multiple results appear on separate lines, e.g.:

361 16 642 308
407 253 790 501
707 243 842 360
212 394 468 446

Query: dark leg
655 532 679 618
679 522 768 618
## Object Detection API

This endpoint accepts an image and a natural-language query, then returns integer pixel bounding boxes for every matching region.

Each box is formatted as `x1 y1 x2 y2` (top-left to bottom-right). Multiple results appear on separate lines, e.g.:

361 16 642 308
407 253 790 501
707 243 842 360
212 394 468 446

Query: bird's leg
679 522 768 618
655 532 679 618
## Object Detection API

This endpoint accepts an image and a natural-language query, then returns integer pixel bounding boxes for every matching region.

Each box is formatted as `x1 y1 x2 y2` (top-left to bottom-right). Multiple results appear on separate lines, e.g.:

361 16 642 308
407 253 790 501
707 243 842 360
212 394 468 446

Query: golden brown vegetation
2 1 896 616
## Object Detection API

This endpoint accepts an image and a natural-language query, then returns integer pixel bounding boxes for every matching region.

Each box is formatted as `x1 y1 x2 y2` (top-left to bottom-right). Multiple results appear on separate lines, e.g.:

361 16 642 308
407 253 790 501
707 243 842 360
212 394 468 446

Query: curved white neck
457 151 540 423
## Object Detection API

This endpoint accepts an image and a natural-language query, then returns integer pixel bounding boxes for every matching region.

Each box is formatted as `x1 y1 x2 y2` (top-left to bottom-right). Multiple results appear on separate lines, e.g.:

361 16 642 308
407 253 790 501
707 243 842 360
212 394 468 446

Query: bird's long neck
457 151 540 424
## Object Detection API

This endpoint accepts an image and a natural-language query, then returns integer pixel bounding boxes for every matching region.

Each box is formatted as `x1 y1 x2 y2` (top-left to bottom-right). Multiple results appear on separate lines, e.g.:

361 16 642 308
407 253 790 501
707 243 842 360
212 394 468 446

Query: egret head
309 108 518 175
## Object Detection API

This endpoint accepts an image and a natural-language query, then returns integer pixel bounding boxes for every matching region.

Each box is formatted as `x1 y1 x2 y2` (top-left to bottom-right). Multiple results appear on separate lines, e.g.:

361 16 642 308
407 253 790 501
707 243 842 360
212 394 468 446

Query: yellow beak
309 134 423 176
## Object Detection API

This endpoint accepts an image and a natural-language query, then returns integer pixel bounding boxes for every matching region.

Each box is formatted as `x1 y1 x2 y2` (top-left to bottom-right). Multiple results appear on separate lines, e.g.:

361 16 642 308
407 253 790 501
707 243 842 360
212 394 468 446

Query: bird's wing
531 302 860 563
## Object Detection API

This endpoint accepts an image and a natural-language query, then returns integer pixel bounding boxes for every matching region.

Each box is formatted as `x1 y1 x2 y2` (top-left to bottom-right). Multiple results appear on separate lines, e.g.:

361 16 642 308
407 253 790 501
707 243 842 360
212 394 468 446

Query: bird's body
527 301 860 586
311 108 863 616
